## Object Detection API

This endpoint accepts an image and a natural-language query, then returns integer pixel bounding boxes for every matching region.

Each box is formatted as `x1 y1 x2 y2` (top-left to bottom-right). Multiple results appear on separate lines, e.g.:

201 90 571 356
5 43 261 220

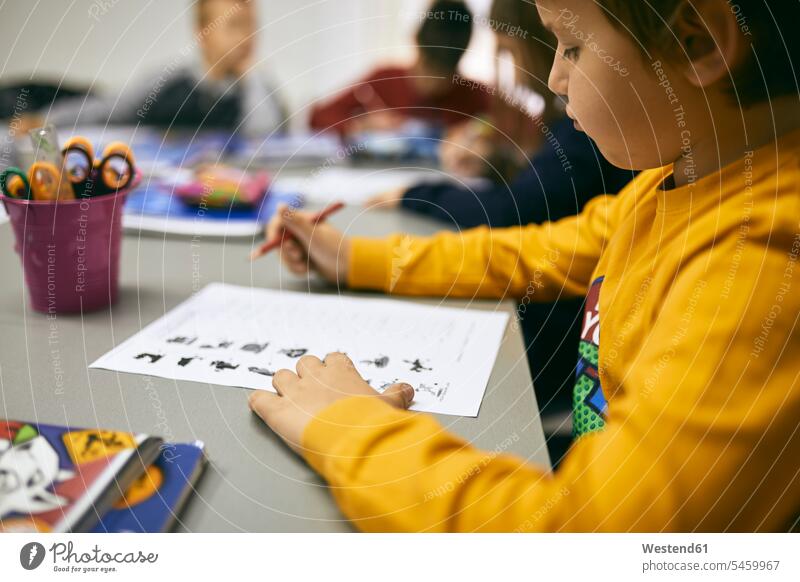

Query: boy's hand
347 111 405 135
248 352 415 454
440 122 494 178
364 187 406 209
263 204 351 284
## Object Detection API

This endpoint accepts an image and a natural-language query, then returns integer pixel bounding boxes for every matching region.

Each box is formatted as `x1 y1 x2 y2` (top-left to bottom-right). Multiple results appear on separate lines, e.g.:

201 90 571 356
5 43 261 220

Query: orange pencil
249 201 345 261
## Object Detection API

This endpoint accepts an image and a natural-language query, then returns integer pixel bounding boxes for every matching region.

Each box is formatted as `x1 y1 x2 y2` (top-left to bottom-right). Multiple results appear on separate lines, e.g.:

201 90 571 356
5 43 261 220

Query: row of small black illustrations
135 347 433 374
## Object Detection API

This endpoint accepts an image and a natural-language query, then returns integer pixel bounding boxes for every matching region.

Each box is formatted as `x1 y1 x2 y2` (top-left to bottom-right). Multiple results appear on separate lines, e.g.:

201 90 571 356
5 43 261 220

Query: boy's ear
673 0 742 89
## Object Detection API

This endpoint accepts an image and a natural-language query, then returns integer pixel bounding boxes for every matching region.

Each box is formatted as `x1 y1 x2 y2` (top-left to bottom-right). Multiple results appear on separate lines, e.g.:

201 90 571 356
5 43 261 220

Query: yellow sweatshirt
302 129 800 532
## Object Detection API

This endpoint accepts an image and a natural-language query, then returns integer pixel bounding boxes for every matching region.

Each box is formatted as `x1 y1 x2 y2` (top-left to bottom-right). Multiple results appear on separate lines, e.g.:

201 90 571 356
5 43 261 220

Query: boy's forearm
346 230 524 298
302 397 681 532
301 397 562 532
345 202 612 301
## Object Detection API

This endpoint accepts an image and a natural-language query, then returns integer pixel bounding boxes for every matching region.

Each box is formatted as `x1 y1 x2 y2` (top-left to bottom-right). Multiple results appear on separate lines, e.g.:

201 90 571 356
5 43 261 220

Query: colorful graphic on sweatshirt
573 276 608 437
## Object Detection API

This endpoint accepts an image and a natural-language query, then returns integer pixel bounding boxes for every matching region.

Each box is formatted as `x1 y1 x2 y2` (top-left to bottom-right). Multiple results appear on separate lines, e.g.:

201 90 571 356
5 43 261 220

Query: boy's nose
547 58 569 100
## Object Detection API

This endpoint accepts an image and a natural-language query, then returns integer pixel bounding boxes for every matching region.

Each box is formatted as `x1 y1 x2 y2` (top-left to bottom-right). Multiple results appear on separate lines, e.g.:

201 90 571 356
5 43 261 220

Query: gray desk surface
0 205 549 532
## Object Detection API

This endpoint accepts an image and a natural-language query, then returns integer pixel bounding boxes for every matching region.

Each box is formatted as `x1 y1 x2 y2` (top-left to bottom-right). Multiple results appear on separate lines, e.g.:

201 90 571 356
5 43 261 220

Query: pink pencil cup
2 182 136 314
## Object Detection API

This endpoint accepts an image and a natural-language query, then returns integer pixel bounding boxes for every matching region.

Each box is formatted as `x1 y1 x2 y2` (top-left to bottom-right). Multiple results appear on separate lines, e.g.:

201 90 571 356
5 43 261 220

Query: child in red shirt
309 1 490 136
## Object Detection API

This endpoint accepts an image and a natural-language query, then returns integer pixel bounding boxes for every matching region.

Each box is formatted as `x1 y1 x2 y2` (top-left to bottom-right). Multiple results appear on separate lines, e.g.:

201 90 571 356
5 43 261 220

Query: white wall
0 0 494 127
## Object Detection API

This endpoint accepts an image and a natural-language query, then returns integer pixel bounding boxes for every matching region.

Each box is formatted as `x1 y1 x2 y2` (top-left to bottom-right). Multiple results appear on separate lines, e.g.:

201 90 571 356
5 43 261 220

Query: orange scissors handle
28 162 75 201
97 141 136 192
62 136 95 185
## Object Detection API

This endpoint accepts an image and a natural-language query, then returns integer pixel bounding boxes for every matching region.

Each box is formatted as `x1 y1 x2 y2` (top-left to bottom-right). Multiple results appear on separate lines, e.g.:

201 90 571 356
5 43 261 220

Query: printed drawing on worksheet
90 283 509 417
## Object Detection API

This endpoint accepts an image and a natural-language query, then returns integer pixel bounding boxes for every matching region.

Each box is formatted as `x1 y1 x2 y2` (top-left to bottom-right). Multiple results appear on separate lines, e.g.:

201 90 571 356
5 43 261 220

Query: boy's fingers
281 207 316 246
248 390 281 421
285 260 310 275
266 203 288 240
379 383 415 409
278 240 299 260
323 351 354 369
296 355 323 378
279 241 309 273
284 240 304 261
272 369 299 396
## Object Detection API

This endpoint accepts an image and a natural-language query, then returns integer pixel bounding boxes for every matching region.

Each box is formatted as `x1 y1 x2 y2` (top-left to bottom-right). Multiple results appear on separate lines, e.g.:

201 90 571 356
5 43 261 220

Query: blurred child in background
366 0 632 225
23 0 285 136
309 0 489 137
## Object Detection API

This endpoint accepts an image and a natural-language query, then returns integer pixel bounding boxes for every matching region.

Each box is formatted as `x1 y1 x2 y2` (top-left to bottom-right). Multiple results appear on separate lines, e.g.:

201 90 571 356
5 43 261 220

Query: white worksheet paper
90 283 510 417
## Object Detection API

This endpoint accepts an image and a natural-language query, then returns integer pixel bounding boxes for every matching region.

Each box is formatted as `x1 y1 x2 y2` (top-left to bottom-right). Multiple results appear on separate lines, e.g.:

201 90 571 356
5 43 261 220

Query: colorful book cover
0 420 162 533
123 182 301 237
91 441 206 533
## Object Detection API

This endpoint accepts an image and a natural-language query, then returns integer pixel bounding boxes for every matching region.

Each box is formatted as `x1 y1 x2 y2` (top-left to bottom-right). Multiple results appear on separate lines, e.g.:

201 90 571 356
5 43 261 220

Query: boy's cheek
571 97 638 168
563 74 611 138
568 61 661 168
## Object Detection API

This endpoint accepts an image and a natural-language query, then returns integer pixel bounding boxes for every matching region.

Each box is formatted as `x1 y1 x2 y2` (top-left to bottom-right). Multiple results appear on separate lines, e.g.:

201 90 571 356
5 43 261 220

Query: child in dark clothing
366 0 632 226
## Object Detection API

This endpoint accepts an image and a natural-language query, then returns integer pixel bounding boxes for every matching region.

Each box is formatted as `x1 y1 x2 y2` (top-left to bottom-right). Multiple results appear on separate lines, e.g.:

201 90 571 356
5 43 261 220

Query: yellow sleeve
304 234 800 532
347 193 619 301
603 231 800 532
301 395 686 532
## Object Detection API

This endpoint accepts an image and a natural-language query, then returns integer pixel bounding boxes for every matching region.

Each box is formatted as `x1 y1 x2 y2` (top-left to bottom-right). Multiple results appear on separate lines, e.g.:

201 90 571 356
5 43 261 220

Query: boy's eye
562 46 581 61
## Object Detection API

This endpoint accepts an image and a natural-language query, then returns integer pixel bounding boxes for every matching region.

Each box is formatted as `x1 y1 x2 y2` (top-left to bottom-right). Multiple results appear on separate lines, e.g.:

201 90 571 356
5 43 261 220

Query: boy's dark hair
417 1 474 73
597 0 800 106
490 0 556 62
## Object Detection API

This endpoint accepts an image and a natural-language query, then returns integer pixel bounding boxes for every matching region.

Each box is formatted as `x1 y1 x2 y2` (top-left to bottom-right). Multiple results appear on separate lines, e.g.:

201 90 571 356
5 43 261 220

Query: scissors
62 137 136 197
0 167 31 199
28 161 75 201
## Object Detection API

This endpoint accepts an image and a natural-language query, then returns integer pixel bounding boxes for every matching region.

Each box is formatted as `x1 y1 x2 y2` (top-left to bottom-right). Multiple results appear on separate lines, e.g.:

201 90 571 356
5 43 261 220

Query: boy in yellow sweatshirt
249 0 800 531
